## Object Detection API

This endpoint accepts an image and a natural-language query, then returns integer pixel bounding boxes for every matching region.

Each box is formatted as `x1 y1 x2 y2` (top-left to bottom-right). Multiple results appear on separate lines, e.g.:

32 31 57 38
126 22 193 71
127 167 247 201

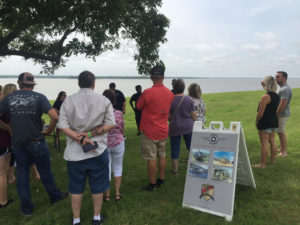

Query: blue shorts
67 150 109 194
262 128 278 133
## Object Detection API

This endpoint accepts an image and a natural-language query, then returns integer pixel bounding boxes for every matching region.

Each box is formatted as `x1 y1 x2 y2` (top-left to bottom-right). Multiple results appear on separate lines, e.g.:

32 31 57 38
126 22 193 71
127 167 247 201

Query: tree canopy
0 0 169 74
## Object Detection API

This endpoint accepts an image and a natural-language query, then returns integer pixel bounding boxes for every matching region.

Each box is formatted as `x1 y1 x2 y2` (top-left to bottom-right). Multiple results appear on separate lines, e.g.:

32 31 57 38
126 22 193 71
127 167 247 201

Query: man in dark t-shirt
0 73 66 215
130 85 142 135
109 82 126 114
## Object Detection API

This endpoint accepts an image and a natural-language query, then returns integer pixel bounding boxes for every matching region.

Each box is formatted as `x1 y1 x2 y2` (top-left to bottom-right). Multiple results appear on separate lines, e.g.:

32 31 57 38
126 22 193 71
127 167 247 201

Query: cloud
241 32 279 51
195 43 235 52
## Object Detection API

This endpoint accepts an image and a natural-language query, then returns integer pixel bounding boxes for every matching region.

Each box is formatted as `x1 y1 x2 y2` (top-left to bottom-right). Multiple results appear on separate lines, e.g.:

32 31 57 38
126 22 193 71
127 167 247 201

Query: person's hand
42 129 50 136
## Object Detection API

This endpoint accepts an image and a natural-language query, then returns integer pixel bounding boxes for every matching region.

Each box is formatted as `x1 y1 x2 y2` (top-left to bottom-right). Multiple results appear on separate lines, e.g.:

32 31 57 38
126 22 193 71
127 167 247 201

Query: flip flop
115 194 123 201
0 199 14 208
103 196 110 202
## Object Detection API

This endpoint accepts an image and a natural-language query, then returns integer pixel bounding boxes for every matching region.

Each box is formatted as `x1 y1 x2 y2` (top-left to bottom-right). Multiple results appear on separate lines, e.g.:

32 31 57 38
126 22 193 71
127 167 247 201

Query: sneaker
20 209 33 216
51 192 68 205
156 178 164 188
143 183 157 191
92 215 105 225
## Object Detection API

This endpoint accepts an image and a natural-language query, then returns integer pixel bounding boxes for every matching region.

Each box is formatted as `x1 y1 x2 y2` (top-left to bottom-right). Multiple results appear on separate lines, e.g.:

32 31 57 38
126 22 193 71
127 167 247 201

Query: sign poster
182 121 255 221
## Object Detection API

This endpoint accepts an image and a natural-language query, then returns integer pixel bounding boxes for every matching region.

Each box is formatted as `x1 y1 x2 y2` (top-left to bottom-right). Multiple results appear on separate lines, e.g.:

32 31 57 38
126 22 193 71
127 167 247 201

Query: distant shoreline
0 75 286 79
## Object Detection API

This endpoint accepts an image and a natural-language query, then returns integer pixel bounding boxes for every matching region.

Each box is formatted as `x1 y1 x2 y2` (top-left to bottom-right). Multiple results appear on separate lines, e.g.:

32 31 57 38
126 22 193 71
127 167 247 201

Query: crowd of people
0 68 292 224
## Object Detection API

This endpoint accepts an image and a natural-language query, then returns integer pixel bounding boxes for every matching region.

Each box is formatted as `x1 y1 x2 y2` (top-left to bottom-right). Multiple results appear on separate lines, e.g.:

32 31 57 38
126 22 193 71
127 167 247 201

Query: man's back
0 90 51 147
137 84 174 140
59 88 115 161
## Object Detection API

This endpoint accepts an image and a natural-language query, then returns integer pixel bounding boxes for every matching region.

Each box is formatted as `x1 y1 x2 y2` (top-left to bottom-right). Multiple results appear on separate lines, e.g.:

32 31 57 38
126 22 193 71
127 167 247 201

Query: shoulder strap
170 96 186 120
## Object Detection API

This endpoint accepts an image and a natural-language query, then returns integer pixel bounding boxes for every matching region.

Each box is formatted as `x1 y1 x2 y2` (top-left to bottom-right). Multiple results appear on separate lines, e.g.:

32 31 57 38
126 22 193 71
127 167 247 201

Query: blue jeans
170 133 192 159
13 140 62 214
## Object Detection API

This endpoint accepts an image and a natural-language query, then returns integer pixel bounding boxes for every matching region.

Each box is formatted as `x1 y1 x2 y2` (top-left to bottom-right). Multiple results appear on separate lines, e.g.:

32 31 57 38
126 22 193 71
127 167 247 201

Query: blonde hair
262 76 277 92
2 84 18 97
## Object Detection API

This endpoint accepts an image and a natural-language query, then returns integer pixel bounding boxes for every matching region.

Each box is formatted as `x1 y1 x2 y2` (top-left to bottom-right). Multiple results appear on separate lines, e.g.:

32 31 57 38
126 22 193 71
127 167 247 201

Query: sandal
0 199 14 208
115 194 123 201
103 196 110 202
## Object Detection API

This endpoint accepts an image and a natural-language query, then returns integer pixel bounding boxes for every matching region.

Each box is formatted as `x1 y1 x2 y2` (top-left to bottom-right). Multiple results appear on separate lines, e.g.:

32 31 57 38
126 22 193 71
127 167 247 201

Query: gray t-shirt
0 90 51 147
277 83 292 117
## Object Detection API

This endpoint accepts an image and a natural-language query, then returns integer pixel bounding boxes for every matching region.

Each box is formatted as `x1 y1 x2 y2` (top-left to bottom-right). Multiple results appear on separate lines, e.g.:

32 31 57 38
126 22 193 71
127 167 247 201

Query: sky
0 0 299 77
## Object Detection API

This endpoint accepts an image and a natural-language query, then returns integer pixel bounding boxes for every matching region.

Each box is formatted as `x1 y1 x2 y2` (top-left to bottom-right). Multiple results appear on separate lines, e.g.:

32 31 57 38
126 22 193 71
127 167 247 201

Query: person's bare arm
42 108 58 135
191 111 197 121
276 99 288 115
79 124 115 139
256 94 270 125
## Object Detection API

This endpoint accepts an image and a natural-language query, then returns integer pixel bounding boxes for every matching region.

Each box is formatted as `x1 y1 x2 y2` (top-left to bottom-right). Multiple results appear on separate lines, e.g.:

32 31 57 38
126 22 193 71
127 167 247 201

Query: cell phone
82 141 98 153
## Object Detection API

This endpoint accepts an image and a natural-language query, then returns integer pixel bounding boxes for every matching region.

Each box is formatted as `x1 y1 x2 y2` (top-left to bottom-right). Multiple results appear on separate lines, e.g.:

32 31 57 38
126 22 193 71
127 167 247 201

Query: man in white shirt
59 71 115 225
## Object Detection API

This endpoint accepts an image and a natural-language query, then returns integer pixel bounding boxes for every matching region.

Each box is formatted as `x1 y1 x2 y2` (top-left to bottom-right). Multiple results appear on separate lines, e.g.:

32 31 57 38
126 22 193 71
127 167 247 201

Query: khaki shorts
141 133 167 160
278 117 289 133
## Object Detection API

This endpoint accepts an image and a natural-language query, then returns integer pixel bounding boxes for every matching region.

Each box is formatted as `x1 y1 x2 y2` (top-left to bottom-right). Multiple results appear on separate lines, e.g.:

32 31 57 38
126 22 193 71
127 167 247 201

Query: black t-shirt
0 90 52 147
130 92 142 113
114 89 126 112
53 99 63 111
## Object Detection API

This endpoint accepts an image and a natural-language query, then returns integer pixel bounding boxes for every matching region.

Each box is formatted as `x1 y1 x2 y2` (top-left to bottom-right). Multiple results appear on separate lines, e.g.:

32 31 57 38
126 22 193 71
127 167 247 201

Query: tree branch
0 49 60 63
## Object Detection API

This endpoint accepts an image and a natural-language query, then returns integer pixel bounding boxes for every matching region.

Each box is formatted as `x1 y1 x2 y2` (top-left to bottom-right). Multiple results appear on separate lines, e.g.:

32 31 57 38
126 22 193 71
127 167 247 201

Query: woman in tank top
254 76 279 168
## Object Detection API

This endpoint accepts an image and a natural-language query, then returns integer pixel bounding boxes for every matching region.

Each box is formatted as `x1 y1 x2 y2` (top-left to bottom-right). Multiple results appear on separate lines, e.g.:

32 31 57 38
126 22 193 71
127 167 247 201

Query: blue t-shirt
0 90 52 147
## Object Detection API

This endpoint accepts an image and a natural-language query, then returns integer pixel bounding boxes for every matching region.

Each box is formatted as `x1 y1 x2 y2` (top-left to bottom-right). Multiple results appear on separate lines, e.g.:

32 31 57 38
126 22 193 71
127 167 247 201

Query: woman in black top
53 91 66 145
254 76 279 168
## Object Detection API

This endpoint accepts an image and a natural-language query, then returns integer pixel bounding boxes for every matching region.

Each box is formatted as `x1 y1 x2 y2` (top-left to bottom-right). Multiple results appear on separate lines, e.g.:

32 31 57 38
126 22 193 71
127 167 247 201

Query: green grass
2 89 300 225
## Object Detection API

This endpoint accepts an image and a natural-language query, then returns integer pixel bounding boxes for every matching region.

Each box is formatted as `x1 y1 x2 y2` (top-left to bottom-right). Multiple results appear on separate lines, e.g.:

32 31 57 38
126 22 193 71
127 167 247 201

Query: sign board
182 121 256 221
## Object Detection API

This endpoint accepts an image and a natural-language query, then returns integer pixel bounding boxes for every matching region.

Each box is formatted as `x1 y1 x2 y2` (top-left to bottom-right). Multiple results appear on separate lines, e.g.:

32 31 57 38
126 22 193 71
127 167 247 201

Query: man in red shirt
137 66 174 191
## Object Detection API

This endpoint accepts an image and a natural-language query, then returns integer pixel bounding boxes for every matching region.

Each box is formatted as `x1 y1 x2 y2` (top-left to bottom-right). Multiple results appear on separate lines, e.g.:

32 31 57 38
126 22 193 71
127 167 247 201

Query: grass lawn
2 88 300 225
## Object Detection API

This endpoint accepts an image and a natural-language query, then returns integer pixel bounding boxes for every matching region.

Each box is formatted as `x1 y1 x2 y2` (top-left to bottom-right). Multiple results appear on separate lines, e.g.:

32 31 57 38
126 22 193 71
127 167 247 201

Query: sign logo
200 184 215 201
209 134 219 145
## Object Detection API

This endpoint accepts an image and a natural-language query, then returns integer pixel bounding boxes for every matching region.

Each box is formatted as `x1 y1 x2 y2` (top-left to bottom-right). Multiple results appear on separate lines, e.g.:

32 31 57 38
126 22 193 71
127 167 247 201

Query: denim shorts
67 150 109 194
262 127 278 133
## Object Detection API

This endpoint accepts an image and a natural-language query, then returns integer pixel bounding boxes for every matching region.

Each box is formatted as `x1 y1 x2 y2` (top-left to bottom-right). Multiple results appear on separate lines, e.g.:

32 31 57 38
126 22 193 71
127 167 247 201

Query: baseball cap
18 73 36 85
150 66 164 76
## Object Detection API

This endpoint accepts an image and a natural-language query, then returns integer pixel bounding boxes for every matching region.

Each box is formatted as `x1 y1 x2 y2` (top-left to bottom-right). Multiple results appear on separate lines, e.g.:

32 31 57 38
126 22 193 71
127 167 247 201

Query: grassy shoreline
2 89 300 225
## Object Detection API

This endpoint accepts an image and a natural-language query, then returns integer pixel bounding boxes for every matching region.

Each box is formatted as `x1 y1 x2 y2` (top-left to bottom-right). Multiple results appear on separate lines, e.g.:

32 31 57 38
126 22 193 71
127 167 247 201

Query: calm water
1 77 300 100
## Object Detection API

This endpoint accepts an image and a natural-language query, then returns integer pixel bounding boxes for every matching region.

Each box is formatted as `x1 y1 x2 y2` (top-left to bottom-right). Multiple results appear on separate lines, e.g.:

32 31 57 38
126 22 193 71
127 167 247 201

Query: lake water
1 77 300 100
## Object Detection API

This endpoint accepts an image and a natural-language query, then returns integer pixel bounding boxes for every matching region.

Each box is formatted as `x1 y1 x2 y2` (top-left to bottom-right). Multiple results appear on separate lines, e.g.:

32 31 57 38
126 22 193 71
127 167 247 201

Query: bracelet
88 131 93 138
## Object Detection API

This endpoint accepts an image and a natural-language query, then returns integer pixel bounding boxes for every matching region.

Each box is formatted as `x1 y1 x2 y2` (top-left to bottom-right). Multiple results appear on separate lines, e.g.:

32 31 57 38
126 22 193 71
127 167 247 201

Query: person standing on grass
169 79 196 174
59 71 115 225
254 76 279 168
0 73 66 215
129 85 142 135
275 71 292 157
102 89 125 202
0 84 17 209
53 91 67 146
137 65 174 191
188 83 206 125
109 82 126 114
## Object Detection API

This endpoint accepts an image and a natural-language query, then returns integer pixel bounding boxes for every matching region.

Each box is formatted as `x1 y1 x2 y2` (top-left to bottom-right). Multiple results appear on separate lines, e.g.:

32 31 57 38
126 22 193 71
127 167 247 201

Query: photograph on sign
213 151 234 167
211 165 233 183
189 163 208 179
191 149 210 163
199 184 215 201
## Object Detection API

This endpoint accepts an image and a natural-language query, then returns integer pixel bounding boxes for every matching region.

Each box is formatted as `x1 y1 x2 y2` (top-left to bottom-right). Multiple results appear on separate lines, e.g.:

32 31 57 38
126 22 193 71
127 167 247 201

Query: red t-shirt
137 83 174 140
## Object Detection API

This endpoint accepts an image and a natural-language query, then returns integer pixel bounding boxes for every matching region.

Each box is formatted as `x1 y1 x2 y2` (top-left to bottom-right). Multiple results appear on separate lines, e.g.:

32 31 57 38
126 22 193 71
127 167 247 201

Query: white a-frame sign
182 121 256 221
